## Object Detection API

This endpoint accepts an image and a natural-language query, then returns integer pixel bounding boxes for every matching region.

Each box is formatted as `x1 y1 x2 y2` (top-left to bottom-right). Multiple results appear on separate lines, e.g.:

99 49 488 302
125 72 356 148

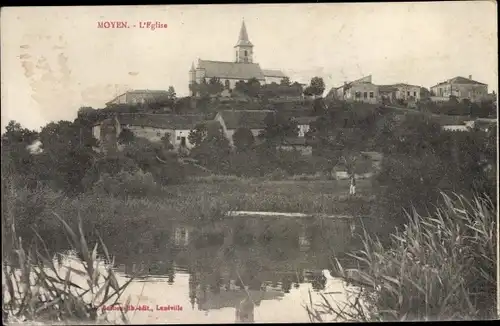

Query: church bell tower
234 20 253 63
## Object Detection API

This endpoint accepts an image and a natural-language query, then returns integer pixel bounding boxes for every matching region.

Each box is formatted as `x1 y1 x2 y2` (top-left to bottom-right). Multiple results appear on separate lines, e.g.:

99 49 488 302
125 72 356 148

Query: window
363 92 367 99
156 132 161 137
413 91 417 97
180 137 187 147
407 91 410 96
177 136 180 140
355 92 361 98
244 50 248 56
369 92 374 98
225 80 230 89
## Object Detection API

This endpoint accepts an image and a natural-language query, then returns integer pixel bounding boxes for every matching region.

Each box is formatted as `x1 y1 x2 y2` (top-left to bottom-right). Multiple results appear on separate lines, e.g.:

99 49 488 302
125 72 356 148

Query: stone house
92 113 205 152
327 75 379 104
430 75 488 103
292 116 318 137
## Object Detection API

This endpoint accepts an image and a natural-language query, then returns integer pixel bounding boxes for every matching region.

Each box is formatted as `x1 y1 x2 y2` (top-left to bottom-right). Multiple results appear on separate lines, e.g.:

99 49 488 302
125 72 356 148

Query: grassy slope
165 177 374 216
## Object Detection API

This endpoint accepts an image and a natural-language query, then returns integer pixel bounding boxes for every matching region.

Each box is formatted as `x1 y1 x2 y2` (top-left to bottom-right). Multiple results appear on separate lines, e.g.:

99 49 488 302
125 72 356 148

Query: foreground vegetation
306 193 497 321
2 214 135 324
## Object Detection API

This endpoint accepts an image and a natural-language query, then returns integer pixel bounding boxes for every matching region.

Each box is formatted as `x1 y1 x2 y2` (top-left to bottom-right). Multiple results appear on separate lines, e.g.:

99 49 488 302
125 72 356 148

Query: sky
1 2 498 131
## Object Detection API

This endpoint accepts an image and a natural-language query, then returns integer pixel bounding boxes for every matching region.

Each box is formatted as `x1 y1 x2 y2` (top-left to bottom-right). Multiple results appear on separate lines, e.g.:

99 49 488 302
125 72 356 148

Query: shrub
92 170 160 199
306 192 497 321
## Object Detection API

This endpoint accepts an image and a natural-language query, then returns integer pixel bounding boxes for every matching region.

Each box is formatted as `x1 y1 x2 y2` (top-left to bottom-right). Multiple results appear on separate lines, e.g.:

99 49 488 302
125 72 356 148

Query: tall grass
306 192 497 321
2 214 136 324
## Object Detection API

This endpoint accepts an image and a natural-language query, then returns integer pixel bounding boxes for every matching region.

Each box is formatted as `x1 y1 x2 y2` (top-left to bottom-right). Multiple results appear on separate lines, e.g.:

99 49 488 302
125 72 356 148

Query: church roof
262 69 287 78
235 20 253 47
198 60 265 80
217 109 275 130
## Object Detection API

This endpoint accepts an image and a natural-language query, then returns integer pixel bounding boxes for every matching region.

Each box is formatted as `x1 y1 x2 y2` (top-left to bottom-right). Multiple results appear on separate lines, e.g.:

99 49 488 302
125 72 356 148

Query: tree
306 77 325 97
37 120 96 194
280 77 291 86
167 86 177 101
190 123 231 173
260 111 298 145
188 122 208 148
207 77 224 95
234 80 247 95
233 127 255 152
245 78 261 98
118 128 135 145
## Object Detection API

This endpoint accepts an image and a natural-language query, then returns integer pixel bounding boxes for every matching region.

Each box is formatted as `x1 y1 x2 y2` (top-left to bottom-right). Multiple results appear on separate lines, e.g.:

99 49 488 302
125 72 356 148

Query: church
189 20 288 95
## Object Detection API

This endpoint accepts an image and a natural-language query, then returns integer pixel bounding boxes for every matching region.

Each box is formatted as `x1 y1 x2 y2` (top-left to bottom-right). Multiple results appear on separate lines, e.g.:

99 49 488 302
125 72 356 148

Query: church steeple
234 19 254 63
235 20 253 47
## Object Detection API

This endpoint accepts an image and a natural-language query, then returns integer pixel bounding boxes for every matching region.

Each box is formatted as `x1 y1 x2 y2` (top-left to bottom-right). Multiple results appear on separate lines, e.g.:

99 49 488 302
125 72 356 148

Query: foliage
232 127 255 152
260 111 299 144
92 170 161 199
188 122 208 147
117 128 135 145
304 77 325 97
190 124 232 173
280 77 291 86
122 138 186 185
373 113 497 233
306 193 496 321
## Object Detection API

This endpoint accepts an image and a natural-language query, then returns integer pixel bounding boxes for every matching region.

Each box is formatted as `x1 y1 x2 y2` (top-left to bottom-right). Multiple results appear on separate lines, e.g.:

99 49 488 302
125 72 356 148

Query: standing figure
349 174 356 195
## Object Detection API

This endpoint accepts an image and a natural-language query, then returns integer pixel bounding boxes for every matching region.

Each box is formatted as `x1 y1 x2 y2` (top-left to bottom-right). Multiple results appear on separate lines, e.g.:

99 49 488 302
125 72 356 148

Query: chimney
469 75 472 80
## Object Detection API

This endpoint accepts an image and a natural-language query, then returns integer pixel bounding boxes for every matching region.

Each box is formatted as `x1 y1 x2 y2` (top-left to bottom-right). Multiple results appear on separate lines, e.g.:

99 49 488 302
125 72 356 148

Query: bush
91 170 160 199
306 192 496 321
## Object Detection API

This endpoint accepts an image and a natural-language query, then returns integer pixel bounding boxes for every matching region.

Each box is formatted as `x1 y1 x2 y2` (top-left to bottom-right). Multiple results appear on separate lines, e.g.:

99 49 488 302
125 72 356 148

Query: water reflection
104 216 362 323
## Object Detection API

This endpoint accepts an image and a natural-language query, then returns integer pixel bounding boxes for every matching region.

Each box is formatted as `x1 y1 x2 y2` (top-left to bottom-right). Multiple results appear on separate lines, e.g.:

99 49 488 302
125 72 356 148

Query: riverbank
3 176 373 252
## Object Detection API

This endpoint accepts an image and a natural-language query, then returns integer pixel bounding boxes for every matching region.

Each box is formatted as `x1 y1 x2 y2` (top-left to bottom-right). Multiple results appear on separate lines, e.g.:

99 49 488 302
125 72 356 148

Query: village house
378 83 421 103
92 113 205 152
214 109 274 146
430 75 488 103
327 75 379 104
189 20 287 94
105 89 172 106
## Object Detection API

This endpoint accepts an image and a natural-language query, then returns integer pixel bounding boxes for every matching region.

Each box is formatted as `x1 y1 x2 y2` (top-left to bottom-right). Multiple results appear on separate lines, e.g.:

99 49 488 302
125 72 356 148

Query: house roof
293 116 319 125
432 76 487 88
262 69 287 78
378 85 399 92
378 83 421 91
217 110 274 130
197 60 265 80
106 89 170 105
113 113 205 130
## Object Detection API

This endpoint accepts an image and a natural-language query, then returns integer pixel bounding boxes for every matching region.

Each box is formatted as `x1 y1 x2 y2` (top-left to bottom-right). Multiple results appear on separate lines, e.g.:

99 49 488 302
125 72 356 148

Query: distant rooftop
432 76 487 88
217 109 274 130
97 113 205 130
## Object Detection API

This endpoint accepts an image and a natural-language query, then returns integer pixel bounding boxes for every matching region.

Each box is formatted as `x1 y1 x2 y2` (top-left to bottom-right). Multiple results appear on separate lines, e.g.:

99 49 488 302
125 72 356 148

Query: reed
2 213 137 324
306 192 497 321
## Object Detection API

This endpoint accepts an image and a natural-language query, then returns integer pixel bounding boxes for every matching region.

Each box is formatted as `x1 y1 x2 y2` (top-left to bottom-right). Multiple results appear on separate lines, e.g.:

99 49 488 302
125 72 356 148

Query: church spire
189 62 195 72
235 19 253 47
